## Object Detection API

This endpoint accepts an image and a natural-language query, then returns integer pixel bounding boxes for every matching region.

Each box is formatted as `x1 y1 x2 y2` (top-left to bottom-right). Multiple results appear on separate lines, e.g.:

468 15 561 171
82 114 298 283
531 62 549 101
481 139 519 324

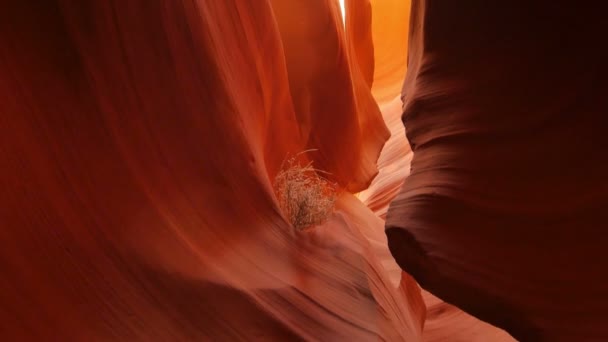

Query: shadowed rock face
386 0 608 340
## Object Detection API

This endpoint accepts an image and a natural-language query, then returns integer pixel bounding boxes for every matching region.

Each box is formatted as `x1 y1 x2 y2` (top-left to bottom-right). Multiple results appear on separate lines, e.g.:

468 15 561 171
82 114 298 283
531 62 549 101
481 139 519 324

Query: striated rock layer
351 0 513 339
0 0 423 340
269 0 389 192
386 0 608 341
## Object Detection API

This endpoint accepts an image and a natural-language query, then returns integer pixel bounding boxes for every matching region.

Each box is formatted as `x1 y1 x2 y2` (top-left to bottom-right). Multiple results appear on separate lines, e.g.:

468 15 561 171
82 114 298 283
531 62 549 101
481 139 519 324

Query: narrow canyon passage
1 1 607 341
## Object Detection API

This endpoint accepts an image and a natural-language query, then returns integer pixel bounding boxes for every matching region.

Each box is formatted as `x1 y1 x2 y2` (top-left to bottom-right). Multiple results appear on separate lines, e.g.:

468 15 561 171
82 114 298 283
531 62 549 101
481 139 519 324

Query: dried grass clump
273 153 337 231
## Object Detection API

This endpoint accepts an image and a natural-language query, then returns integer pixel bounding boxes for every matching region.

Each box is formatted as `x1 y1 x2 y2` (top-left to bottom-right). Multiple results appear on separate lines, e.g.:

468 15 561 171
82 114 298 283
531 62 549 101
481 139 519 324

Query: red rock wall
386 1 608 340
0 0 421 340
355 0 514 339
269 0 389 192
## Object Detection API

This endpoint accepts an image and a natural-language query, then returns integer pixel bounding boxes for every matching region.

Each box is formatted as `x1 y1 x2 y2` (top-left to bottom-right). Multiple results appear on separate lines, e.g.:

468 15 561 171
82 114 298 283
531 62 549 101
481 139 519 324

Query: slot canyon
1 0 607 341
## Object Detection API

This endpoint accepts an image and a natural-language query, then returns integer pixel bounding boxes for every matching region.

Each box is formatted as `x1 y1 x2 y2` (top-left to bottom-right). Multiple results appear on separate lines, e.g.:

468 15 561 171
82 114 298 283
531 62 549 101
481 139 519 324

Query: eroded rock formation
0 0 421 340
386 1 608 340
2 0 605 340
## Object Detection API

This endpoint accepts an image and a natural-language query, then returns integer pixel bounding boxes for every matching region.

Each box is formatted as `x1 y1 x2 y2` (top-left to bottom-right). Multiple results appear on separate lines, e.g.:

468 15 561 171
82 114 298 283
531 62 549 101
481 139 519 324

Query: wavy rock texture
359 96 412 219
269 0 389 192
355 0 413 220
0 0 425 340
351 1 514 340
4 0 600 340
386 0 608 341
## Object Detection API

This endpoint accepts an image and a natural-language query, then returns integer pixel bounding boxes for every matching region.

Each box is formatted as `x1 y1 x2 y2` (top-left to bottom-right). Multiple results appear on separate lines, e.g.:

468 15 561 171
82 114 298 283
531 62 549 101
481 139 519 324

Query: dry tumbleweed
273 152 337 230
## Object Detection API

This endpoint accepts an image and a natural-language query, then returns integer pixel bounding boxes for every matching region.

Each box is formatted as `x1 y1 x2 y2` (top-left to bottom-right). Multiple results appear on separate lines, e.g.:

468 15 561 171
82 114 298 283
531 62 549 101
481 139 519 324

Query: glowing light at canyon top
339 0 345 26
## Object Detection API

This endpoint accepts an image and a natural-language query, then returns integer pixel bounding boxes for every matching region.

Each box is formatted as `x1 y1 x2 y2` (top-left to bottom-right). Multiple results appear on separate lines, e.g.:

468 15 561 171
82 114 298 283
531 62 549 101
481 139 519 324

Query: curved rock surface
0 0 422 340
351 1 513 339
3 0 601 340
270 0 389 192
386 0 608 341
